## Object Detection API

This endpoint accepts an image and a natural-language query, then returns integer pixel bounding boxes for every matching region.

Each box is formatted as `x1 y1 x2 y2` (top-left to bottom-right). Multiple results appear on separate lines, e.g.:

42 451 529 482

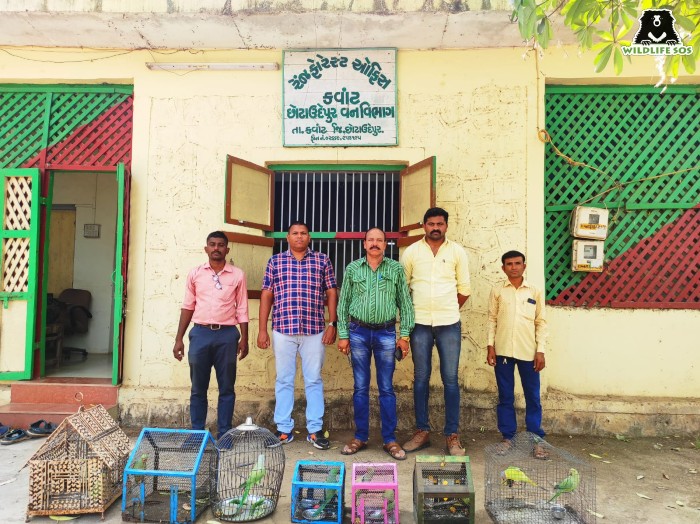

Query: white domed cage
484 432 597 523
212 417 285 522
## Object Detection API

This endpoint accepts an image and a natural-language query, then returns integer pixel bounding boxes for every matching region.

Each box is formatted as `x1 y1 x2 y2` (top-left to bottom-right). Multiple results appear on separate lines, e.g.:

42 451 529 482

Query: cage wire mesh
351 462 399 524
121 428 216 524
291 460 345 524
484 432 597 524
212 417 285 522
413 455 475 524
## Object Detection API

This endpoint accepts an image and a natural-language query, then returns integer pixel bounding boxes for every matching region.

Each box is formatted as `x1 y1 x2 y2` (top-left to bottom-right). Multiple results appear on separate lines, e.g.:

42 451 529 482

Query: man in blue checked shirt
257 221 338 450
337 227 415 461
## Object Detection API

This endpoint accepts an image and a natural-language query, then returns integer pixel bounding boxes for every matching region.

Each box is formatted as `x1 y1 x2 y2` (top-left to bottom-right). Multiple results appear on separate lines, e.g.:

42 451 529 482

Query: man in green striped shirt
337 227 415 460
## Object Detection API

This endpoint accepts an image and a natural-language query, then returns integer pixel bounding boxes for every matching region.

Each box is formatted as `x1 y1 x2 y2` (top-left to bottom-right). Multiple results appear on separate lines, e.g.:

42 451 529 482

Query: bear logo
633 9 681 46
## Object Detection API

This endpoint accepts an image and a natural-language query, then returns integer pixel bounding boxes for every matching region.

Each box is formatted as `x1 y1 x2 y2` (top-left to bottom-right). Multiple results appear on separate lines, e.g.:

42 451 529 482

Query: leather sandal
341 438 367 455
1 428 29 445
496 439 512 455
383 441 406 461
533 443 550 460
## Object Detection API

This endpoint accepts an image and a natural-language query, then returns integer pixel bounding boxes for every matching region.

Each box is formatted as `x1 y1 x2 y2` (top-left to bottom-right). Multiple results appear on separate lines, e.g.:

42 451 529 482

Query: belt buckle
210 324 221 330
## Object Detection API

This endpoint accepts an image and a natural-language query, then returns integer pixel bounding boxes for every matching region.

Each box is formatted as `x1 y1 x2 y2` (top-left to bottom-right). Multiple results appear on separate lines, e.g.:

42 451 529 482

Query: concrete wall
1 44 698 436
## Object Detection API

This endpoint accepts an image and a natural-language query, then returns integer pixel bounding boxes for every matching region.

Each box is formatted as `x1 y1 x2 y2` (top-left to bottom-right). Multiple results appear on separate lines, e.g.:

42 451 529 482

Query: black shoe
307 430 330 450
276 430 294 444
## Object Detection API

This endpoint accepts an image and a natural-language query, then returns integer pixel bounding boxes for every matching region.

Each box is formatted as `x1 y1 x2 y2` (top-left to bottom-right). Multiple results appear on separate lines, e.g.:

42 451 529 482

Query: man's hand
338 338 350 355
257 330 270 349
486 345 496 367
534 352 545 372
396 338 410 359
322 325 337 345
173 340 185 361
238 339 249 360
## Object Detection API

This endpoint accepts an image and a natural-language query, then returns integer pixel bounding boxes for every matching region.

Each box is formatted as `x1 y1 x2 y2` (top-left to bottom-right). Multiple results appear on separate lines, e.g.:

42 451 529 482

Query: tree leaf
636 493 652 500
683 55 697 74
674 14 696 33
613 46 624 75
594 45 614 73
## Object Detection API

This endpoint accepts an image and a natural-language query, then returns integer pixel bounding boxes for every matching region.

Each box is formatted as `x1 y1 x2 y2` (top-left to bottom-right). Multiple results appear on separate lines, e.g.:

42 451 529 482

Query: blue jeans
272 331 325 434
188 324 240 438
494 356 545 440
410 321 462 435
349 323 398 444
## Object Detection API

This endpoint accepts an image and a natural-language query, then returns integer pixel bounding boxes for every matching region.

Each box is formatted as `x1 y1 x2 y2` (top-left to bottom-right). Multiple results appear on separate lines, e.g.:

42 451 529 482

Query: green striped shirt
337 256 415 339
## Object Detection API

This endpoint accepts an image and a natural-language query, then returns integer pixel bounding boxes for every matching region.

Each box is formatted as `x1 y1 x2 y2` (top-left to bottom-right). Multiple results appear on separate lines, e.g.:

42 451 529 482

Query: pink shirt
182 262 249 325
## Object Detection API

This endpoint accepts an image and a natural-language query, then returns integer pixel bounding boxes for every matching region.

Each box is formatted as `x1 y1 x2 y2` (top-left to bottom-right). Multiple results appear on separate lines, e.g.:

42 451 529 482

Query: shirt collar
503 278 530 289
204 262 232 273
284 248 312 259
360 256 387 268
420 236 452 249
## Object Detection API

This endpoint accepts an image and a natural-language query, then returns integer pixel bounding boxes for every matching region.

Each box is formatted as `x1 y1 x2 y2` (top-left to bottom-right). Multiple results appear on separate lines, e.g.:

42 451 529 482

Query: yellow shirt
487 279 547 359
401 237 471 326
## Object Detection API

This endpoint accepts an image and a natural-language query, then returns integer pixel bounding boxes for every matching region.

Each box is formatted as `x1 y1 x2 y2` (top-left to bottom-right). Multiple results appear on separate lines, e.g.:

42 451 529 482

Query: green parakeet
501 466 537 487
384 489 395 512
310 466 340 518
360 467 375 483
236 453 266 509
131 453 148 484
548 468 580 502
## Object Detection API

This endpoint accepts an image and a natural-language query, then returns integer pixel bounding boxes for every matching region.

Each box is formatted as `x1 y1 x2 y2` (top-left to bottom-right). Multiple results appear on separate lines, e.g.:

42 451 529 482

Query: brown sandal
533 443 550 460
341 438 367 455
496 439 512 455
383 441 406 461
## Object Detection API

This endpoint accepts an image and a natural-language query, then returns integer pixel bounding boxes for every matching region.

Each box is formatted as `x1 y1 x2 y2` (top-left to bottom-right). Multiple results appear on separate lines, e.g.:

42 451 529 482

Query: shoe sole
308 440 330 450
404 441 431 453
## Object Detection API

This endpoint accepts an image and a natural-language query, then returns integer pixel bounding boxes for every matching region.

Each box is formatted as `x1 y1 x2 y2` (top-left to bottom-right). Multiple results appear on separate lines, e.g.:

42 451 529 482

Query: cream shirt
401 237 471 326
487 279 547 359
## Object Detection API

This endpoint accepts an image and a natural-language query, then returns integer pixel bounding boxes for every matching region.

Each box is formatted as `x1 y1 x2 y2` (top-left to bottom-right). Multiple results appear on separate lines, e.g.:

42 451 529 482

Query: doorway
43 171 118 379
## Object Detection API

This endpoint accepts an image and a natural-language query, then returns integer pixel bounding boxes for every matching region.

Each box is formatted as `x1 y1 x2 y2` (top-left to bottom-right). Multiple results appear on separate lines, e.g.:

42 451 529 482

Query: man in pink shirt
173 231 249 438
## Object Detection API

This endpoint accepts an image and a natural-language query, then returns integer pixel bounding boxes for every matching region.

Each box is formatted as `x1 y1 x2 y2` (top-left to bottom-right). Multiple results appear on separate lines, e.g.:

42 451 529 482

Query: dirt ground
1 429 698 523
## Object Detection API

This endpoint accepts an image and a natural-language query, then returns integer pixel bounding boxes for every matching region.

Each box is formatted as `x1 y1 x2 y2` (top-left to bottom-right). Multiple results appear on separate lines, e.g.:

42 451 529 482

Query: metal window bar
273 170 400 286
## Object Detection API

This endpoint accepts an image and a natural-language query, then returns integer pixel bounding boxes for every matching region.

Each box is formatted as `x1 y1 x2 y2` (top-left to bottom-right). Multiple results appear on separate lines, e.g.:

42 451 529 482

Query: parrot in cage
131 453 149 484
501 466 537 487
384 489 395 512
548 468 580 502
236 453 266 509
360 466 375 482
310 466 340 518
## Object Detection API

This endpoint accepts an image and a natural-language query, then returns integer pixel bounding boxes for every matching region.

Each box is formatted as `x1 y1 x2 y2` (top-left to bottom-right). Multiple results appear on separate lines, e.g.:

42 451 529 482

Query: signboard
283 48 397 147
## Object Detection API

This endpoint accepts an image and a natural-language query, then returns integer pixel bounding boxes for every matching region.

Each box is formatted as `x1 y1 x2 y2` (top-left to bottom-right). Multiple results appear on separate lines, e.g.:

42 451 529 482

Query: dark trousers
188 324 240 438
494 356 545 440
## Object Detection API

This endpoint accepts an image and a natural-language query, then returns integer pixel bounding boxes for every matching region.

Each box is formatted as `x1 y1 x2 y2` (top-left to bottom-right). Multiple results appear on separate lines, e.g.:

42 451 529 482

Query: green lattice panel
544 86 700 304
0 86 132 169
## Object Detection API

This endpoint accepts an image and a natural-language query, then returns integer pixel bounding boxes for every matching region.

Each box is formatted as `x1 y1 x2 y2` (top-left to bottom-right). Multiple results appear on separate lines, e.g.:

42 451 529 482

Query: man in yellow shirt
401 207 471 456
487 250 548 458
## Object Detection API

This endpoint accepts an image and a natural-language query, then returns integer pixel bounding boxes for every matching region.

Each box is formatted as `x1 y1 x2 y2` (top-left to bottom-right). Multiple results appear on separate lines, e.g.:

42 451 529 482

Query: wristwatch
328 321 337 327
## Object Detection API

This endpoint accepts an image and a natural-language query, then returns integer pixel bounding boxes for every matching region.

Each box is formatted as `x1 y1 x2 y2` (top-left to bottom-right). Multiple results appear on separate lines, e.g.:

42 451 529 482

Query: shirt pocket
377 271 397 297
521 298 537 320
352 272 367 295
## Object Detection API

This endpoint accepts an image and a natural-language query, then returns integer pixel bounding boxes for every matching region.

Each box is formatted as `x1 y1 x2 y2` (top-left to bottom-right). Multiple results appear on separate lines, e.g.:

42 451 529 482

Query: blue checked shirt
262 249 337 336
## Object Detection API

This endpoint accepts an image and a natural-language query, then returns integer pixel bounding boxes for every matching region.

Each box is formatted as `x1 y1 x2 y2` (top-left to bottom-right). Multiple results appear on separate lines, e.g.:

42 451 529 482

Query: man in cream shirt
401 207 471 456
486 250 548 458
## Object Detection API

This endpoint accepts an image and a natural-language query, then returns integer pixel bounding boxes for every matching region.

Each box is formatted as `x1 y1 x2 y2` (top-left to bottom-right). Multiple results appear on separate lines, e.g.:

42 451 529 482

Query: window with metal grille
544 85 700 309
270 168 401 286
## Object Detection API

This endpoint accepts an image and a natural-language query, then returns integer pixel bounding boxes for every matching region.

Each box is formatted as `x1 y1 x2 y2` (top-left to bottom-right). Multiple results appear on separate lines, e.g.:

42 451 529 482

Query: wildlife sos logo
621 9 693 56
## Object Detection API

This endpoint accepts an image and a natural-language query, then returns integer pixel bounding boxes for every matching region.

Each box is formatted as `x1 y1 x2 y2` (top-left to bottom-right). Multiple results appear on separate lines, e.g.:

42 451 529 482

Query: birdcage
413 455 475 524
26 404 130 520
484 432 597 524
291 460 345 524
351 462 399 524
121 428 217 524
212 417 285 522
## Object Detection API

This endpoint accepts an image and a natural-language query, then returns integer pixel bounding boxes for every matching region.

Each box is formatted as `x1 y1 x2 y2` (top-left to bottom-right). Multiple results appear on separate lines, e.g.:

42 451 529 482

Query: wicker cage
291 460 345 524
26 404 130 520
413 455 475 524
212 417 285 522
121 428 217 524
484 432 597 524
351 462 399 524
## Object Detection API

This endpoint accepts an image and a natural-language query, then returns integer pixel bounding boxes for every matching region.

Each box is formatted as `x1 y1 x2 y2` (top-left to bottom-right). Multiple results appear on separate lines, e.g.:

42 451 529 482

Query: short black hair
364 227 386 241
207 231 228 242
287 221 310 233
501 250 526 264
423 207 449 224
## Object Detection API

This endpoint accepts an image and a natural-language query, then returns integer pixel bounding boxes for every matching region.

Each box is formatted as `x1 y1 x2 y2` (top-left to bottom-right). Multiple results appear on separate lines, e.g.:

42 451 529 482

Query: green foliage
510 0 700 78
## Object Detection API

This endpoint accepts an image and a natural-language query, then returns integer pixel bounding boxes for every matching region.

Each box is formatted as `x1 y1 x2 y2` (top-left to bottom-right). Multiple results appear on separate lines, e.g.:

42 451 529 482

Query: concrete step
10 378 118 405
0 402 118 430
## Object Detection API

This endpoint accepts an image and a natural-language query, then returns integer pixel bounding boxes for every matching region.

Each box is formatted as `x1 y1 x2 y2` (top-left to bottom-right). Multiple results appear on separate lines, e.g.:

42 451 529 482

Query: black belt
195 323 232 330
350 316 396 330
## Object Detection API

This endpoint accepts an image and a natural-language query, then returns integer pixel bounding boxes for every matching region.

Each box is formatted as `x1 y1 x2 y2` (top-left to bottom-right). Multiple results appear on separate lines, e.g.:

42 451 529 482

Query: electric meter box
572 240 604 272
570 206 609 240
